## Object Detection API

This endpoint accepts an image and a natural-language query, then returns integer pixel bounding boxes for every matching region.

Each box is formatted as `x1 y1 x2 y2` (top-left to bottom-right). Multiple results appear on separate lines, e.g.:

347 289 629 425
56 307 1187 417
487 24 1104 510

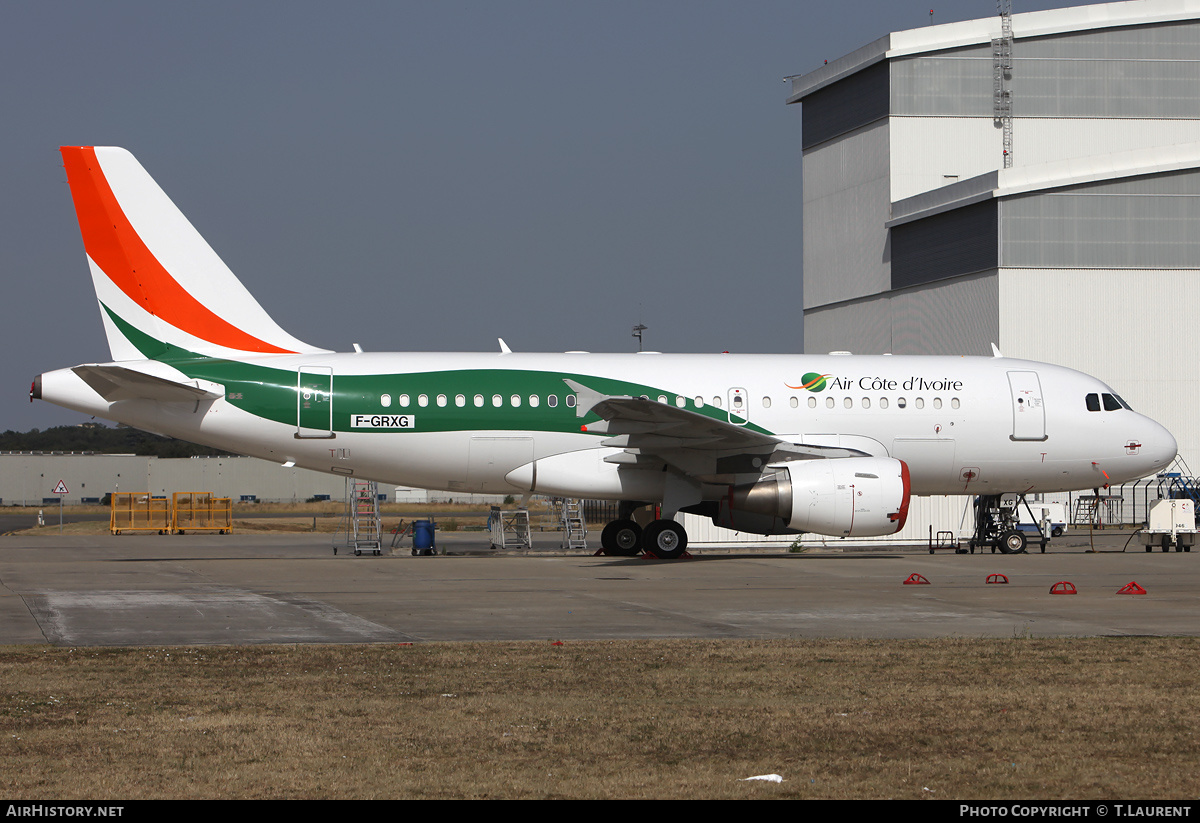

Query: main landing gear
599 506 689 559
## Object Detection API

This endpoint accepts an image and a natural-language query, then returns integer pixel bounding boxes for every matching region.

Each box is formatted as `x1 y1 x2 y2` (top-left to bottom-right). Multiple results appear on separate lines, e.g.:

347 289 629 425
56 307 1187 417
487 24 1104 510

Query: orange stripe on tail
60 147 295 355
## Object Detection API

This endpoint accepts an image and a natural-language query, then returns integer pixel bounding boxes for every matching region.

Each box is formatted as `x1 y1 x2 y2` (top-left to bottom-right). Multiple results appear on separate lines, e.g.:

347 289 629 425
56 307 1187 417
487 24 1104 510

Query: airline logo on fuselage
788 373 831 392
351 414 416 429
786 375 965 393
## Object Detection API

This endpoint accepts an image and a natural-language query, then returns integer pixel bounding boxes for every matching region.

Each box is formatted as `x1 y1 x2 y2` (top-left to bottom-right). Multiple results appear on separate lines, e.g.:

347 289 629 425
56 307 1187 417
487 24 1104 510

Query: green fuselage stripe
102 304 776 436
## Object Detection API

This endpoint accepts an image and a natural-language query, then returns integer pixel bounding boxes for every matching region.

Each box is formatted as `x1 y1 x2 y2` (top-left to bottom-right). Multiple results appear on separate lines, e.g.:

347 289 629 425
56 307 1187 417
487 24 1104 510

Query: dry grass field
2 637 1198 799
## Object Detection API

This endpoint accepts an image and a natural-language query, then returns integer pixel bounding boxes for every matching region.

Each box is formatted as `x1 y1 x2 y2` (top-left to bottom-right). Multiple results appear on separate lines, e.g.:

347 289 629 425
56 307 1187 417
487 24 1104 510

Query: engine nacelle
715 457 911 537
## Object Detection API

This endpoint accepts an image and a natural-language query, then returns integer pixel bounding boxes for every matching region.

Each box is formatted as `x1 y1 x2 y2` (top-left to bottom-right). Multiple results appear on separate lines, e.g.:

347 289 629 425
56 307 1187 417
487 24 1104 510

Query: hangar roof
787 0 1200 104
886 142 1200 227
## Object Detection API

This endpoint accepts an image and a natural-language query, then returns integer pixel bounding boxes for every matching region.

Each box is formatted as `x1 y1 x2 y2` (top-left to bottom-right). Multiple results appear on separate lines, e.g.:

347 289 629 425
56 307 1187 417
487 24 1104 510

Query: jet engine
714 457 910 537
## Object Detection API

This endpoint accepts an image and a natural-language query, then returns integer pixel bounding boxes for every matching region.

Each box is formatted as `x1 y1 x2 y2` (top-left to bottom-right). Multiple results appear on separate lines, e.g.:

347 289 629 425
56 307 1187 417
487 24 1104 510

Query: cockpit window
1102 393 1122 411
1113 393 1133 411
1086 393 1101 412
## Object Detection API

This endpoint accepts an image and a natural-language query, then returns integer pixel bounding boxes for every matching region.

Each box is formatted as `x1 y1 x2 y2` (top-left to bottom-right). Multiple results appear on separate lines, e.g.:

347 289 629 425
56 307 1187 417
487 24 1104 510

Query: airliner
32 147 1178 557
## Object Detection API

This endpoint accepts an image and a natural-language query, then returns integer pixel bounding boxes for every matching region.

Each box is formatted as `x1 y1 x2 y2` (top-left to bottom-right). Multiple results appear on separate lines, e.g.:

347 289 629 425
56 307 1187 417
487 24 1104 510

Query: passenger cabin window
566 394 577 408
548 395 558 408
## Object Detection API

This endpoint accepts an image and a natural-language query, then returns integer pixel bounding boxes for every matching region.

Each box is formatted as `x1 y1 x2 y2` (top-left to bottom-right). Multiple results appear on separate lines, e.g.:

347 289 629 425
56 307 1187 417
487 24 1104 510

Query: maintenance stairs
334 479 382 555
1159 457 1200 510
557 498 588 550
488 506 532 551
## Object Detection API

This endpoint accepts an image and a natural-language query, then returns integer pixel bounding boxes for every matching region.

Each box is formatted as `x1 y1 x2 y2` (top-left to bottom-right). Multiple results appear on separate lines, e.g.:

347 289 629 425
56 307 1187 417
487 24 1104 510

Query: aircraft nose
1140 416 1178 474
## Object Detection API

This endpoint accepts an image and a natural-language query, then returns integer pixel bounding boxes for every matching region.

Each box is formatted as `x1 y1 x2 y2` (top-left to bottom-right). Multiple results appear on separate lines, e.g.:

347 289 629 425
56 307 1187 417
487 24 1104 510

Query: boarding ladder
559 498 588 550
341 479 382 555
488 506 532 552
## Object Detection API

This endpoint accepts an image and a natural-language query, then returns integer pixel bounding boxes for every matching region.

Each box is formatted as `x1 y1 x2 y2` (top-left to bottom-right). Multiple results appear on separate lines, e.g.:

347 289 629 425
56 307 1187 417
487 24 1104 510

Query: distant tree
0 423 238 458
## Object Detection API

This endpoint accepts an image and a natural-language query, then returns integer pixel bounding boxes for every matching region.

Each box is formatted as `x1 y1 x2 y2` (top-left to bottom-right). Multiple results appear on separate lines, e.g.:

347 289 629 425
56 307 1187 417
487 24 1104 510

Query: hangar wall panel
802 60 889 149
998 268 1200 469
804 272 998 356
0 454 399 505
890 118 1200 202
0 454 148 506
1002 168 1200 269
1014 118 1200 170
802 120 891 309
890 117 1001 201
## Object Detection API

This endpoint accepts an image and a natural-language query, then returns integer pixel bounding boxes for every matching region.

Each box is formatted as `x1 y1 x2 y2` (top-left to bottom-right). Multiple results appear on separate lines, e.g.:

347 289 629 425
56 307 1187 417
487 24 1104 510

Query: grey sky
4 0 1093 432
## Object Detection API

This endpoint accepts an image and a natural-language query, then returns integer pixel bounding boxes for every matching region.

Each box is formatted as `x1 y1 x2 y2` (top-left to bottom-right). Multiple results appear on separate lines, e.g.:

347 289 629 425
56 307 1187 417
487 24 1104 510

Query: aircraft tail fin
59 146 328 361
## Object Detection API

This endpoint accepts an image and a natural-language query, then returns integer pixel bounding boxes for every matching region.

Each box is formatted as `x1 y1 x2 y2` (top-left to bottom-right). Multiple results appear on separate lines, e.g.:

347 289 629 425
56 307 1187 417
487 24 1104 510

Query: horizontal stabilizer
72 365 224 403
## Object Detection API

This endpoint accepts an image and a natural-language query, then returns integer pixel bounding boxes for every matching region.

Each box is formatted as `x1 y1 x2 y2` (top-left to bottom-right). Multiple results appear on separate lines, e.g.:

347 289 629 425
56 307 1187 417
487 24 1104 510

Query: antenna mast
992 0 1014 168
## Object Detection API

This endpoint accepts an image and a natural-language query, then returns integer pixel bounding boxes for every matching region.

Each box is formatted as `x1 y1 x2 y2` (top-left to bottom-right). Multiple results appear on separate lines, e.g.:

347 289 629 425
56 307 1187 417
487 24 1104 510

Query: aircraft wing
72 365 224 403
565 379 866 480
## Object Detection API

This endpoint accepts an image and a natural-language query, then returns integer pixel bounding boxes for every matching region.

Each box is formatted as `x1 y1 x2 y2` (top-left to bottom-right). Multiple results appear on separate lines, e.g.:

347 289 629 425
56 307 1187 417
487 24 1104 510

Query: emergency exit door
1007 370 1046 441
297 366 334 438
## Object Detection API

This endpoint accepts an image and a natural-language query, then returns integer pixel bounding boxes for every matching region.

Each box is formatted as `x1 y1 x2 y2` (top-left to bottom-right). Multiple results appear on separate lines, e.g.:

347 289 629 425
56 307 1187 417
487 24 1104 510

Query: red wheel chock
1049 581 1077 595
1117 581 1147 595
986 574 1009 584
903 573 930 585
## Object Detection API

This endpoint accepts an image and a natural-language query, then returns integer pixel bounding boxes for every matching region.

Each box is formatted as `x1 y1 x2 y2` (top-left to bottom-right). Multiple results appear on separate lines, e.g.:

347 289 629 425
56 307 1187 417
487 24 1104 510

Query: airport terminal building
789 0 1200 471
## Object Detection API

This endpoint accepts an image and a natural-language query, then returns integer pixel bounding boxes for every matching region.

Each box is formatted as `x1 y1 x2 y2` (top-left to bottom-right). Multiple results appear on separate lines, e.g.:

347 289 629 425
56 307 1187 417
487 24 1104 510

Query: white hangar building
788 0 1200 471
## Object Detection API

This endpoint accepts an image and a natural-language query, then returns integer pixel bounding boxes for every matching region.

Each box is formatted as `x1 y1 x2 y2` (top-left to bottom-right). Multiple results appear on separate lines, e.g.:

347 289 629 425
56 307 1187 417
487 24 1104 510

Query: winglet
990 343 1003 358
498 338 512 354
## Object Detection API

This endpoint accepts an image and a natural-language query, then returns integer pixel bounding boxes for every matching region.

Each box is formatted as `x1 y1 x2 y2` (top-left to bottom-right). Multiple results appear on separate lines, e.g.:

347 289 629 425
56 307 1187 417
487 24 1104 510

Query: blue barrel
413 519 436 551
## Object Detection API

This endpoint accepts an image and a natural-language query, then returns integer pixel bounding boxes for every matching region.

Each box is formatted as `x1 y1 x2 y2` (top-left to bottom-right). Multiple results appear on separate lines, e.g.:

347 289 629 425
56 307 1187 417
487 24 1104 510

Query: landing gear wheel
601 519 642 557
643 519 688 560
999 530 1027 554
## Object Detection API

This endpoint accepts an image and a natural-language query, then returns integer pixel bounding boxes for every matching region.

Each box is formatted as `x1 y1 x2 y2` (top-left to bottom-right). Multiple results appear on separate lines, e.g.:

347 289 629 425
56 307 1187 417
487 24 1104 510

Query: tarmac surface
1 530 1197 646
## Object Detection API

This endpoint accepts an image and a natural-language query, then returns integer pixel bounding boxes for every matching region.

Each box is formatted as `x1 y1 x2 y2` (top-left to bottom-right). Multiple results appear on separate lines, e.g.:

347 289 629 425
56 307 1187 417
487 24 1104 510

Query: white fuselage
38 351 1178 501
